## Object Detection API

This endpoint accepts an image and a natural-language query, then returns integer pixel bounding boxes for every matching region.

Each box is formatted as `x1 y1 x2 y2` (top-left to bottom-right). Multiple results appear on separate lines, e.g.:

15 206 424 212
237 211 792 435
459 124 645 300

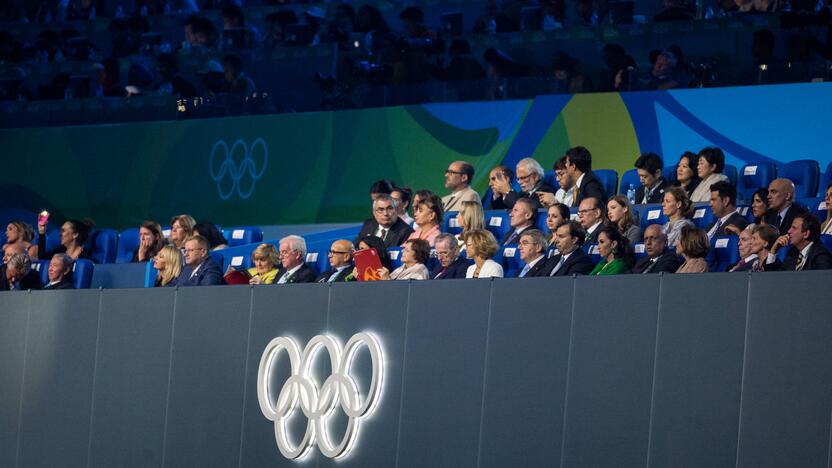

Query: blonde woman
153 245 184 287
464 229 503 278
247 243 280 284
456 200 485 250
169 214 196 249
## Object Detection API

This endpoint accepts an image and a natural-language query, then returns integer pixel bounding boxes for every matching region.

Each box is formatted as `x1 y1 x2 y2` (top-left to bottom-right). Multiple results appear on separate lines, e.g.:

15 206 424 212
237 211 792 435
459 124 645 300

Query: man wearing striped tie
774 213 832 271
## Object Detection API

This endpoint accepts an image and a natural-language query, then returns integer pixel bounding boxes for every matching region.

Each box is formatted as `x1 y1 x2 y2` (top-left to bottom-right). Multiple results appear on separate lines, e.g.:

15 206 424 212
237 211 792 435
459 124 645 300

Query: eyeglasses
435 250 452 257
445 169 465 176
518 240 537 246
328 250 351 255
374 206 396 213
577 208 599 215
517 173 535 182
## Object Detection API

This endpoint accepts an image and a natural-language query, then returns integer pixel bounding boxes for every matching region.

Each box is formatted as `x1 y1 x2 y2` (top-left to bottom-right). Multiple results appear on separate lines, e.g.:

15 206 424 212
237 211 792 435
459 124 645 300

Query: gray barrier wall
1 272 831 468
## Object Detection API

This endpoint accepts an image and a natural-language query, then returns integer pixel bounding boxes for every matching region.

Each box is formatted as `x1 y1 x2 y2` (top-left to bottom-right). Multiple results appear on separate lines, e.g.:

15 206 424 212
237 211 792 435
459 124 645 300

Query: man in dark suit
354 194 414 248
489 158 556 210
0 251 43 291
43 253 75 289
706 181 748 240
180 235 224 286
517 229 552 277
275 235 317 284
316 239 355 283
764 178 806 235
634 152 669 204
632 224 681 273
547 220 595 276
501 197 536 245
774 213 832 271
430 233 472 279
578 197 604 245
565 146 607 205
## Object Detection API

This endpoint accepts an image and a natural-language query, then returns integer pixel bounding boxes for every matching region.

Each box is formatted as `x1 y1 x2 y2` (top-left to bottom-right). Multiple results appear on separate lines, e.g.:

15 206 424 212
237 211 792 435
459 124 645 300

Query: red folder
354 248 384 281
223 268 253 285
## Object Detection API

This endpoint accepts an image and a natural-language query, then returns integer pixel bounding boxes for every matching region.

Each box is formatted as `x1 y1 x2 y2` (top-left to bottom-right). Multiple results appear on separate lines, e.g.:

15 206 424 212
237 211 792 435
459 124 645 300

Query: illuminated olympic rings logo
209 138 268 200
256 332 385 460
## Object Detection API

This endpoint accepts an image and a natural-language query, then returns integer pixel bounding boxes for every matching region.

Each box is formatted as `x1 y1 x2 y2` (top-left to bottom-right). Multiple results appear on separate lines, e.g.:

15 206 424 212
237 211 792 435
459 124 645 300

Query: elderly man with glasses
316 239 356 283
354 194 414 248
487 158 556 210
430 233 473 279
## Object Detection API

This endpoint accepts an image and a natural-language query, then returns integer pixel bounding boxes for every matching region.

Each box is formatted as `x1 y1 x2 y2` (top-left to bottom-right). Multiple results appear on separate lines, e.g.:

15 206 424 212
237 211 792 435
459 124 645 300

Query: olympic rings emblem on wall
256 332 385 460
209 138 268 200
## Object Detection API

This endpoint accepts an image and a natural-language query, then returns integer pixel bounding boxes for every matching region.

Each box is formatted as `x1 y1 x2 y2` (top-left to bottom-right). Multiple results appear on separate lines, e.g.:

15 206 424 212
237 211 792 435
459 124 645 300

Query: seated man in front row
0 250 43 291
44 253 75 289
517 229 552 277
772 213 832 271
316 239 355 283
431 233 472 279
275 235 316 284
547 220 595 276
631 224 681 274
181 235 224 286
355 194 414 248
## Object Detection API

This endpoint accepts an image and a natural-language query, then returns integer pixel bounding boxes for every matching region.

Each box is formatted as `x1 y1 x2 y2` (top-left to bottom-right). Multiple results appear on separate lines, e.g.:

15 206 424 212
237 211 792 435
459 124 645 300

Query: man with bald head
764 178 806 235
442 160 480 212
631 224 681 274
578 196 604 244
316 239 355 283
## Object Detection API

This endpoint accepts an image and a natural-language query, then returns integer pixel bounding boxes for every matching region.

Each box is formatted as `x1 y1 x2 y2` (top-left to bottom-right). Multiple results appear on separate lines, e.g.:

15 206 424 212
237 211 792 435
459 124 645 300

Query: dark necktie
434 267 447 279
643 257 659 274
505 231 520 245
380 228 388 241
796 251 806 271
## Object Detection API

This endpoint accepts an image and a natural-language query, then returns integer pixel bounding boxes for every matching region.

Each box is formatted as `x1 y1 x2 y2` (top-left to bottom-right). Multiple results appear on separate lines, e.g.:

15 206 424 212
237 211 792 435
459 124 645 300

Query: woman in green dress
589 225 632 275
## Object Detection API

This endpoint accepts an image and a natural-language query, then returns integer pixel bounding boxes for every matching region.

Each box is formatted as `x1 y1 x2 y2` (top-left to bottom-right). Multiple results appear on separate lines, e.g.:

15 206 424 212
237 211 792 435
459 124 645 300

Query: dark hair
405 238 431 264
392 185 412 208
664 186 693 219
676 151 701 185
221 53 242 71
752 187 769 206
399 6 424 22
678 225 709 259
553 157 567 171
414 189 436 204
193 222 228 249
358 235 392 270
710 180 737 206
598 224 633 266
551 203 570 222
370 179 396 195
634 152 663 175
458 161 474 183
66 219 91 245
221 5 245 25
415 193 444 227
697 146 725 174
558 220 587 246
139 220 165 256
565 146 592 173
754 224 780 249
492 165 513 180
794 212 822 243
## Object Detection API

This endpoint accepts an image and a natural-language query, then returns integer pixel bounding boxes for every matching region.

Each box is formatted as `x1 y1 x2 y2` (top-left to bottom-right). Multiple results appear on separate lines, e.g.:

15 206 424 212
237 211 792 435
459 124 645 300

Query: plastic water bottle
627 184 636 204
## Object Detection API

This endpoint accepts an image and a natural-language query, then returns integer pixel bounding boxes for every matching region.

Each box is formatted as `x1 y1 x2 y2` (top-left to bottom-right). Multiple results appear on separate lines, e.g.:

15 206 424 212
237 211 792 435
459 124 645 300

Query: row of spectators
3 143 832 289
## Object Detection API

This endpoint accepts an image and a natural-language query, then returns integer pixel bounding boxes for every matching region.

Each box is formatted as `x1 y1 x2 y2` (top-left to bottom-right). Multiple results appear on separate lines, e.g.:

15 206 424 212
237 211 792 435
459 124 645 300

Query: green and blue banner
2 82 829 228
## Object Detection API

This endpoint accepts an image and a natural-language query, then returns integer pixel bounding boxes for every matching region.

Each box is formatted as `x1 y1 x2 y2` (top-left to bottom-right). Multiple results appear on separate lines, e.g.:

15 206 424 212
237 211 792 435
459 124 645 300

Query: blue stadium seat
543 170 560 191
46 229 61 253
33 259 49 285
226 252 253 271
223 226 263 247
442 211 462 235
711 236 739 272
116 228 140 263
821 234 832 252
691 204 714 229
783 159 820 198
663 165 678 185
72 259 94 289
737 205 754 223
737 162 776 201
304 251 325 276
594 169 618 198
387 247 403 269
499 244 523 278
91 229 118 264
723 164 738 187
534 209 549 232
639 205 668 230
208 251 225 271
618 169 640 196
798 197 827 223
823 161 832 194
484 210 511 242
582 243 602 264
775 246 788 262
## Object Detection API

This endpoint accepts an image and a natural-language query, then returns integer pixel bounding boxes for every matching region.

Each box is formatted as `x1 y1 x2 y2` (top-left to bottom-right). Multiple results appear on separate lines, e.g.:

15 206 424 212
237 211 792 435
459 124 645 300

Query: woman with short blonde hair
154 245 184 287
464 229 503 278
169 214 196 249
248 243 281 284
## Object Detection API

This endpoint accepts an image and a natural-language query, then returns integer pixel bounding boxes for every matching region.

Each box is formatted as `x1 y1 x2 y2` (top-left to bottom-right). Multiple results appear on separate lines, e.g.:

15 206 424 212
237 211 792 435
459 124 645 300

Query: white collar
526 255 545 268
800 241 814 258
718 209 738 224
587 221 602 234
778 203 792 221
575 173 585 188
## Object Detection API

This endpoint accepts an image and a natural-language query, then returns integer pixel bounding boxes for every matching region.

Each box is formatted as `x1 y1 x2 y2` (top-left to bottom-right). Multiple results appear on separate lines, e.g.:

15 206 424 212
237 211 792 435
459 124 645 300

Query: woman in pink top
406 192 444 247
